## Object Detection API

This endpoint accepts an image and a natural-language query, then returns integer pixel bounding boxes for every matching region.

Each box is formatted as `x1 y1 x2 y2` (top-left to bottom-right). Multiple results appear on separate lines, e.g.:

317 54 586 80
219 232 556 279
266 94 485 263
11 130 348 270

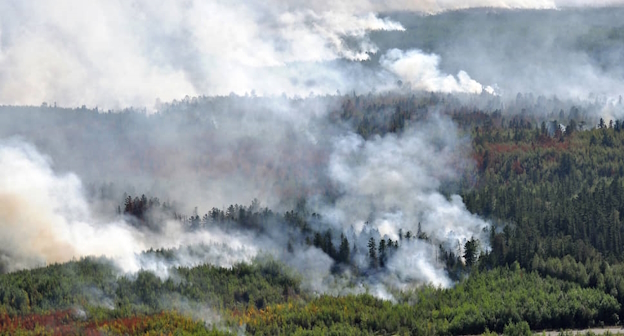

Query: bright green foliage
0 256 300 317
5 94 624 334
242 267 619 335
503 321 531 336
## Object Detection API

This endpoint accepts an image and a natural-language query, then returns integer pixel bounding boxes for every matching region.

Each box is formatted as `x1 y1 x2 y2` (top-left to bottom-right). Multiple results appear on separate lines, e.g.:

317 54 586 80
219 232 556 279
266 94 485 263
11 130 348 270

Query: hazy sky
2 0 623 109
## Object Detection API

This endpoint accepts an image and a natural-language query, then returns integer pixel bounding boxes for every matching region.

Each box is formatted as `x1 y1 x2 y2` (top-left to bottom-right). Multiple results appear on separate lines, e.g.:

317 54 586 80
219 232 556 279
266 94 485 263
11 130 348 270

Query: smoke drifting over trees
0 97 490 292
2 1 623 109
2 2 624 332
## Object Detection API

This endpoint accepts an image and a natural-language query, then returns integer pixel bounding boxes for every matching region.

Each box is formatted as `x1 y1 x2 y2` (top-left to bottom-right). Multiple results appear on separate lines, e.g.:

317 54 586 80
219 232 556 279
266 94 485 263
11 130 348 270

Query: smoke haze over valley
2 2 624 333
3 1 624 108
2 0 624 282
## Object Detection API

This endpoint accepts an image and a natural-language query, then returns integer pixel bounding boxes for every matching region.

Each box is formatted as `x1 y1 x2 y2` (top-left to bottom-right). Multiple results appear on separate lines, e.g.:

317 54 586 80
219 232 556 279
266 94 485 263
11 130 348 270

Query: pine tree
378 239 387 268
324 230 337 259
368 237 378 269
313 232 322 249
338 234 350 264
405 231 412 240
464 237 480 267
124 195 132 214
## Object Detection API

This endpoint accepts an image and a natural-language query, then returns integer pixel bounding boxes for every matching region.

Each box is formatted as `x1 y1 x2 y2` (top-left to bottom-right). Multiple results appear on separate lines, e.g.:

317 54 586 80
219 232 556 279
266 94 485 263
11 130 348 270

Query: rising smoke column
5 0 598 291
0 139 258 274
380 49 495 94
5 0 615 109
0 1 404 109
323 115 489 288
0 108 490 293
0 140 136 272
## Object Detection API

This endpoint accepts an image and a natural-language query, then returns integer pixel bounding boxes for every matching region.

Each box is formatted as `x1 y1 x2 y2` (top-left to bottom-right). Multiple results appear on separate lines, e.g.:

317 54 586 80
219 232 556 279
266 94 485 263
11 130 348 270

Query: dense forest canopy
3 2 624 335
3 91 624 334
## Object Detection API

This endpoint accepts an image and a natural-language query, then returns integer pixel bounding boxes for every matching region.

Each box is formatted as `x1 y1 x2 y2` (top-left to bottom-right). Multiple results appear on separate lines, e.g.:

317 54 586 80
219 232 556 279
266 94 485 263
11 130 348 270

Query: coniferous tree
464 237 479 267
338 234 350 264
368 237 378 269
379 239 387 268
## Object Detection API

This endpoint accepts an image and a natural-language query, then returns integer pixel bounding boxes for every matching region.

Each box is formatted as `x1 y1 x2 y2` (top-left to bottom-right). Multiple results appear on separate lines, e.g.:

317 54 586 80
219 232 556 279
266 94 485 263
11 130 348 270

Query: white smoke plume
0 140 139 272
323 115 489 288
380 49 494 94
3 0 620 109
0 110 488 296
0 1 403 109
2 0 622 300
0 139 257 273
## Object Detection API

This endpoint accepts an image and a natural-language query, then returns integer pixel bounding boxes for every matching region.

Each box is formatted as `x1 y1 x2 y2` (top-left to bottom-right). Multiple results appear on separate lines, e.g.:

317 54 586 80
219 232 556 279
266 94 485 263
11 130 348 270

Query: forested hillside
2 93 624 335
5 1 624 335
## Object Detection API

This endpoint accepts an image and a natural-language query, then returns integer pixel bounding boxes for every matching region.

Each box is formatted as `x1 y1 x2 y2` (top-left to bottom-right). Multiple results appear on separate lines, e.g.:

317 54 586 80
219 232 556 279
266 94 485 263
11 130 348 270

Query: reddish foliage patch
472 137 572 175
486 139 571 155
489 143 529 154
512 160 524 175
83 315 148 334
0 310 84 335
0 310 203 335
0 311 144 335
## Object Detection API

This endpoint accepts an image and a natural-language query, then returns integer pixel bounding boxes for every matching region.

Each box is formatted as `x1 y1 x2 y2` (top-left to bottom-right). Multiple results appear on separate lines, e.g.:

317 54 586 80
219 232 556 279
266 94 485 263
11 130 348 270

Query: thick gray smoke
0 139 259 274
372 6 624 103
0 110 488 293
2 0 623 300
322 116 489 289
0 140 139 272
0 1 404 109
8 0 620 109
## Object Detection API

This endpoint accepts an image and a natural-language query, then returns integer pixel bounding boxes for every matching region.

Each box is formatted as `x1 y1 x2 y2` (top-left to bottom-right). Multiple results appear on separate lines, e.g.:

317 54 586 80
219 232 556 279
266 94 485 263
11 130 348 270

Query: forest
5 1 624 335
2 92 624 335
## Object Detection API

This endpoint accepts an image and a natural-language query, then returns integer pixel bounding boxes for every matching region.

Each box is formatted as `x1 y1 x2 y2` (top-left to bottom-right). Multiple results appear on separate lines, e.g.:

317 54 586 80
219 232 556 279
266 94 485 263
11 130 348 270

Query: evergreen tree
368 237 378 269
464 237 479 267
379 239 387 268
338 234 350 264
